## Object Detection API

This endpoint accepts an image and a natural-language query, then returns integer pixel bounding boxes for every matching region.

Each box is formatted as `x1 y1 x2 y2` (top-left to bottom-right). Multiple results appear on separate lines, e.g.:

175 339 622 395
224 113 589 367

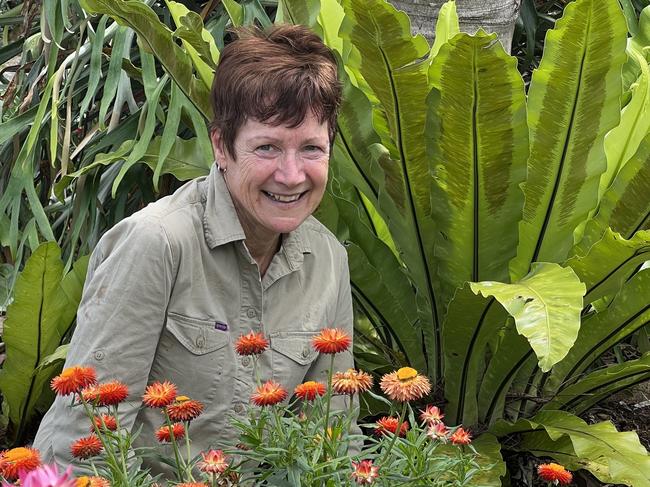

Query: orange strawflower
538 463 573 485
198 449 229 474
0 447 41 480
375 416 409 437
81 381 128 406
380 367 431 402
420 405 444 425
351 460 379 485
76 476 111 487
450 426 472 445
167 396 204 422
251 380 288 407
294 381 326 401
71 435 103 459
156 422 185 442
50 366 97 396
426 422 449 441
92 414 117 432
312 328 351 354
142 381 177 408
332 369 373 395
235 332 269 356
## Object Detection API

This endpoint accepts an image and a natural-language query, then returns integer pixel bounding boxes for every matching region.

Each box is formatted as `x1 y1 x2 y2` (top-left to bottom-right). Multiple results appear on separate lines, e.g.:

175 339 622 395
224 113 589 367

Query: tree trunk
388 0 521 53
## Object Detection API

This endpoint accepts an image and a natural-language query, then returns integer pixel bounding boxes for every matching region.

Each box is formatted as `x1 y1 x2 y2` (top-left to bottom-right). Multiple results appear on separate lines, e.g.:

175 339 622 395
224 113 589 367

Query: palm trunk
388 0 521 53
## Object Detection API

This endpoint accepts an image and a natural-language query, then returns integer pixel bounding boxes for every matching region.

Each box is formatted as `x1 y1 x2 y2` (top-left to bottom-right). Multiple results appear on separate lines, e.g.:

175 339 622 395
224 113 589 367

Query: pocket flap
270 332 318 365
166 313 230 355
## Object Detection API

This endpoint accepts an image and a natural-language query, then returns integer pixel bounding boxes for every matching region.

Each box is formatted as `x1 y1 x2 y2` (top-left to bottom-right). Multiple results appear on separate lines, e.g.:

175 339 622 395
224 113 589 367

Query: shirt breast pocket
270 331 318 393
151 312 231 403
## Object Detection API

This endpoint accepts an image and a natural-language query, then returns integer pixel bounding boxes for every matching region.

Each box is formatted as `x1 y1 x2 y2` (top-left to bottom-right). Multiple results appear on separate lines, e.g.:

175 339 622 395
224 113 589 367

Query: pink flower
1 464 75 487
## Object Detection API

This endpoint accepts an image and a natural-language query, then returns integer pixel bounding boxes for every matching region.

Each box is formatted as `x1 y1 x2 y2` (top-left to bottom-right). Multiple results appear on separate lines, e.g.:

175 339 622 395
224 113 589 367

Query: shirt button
242 357 251 367
94 350 104 361
196 336 205 348
234 403 244 414
246 308 257 319
302 346 311 358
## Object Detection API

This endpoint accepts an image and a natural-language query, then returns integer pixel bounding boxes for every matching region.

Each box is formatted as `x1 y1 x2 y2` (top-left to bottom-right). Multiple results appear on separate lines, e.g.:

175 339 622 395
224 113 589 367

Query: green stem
322 354 335 456
81 400 122 482
185 422 195 481
111 405 129 482
164 410 186 482
381 401 407 464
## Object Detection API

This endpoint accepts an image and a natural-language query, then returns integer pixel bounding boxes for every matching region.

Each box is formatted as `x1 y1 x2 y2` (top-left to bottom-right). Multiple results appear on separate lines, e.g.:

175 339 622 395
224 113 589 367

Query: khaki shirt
34 164 356 477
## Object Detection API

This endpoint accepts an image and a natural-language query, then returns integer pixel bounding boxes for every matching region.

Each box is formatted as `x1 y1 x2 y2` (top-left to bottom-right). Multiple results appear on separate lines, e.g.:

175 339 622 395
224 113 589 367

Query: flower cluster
538 463 573 485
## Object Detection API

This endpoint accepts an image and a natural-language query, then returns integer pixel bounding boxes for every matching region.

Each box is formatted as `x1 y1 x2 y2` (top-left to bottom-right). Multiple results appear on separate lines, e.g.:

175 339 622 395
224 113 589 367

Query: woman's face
211 111 330 242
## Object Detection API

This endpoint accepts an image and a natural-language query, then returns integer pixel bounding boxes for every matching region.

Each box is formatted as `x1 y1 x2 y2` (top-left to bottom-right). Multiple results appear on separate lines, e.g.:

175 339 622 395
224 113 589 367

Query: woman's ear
210 129 228 169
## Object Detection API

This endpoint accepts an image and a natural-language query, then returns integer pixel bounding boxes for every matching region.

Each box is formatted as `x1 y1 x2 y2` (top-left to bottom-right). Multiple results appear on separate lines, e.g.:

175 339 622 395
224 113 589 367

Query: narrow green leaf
429 0 459 59
471 263 586 372
222 0 244 26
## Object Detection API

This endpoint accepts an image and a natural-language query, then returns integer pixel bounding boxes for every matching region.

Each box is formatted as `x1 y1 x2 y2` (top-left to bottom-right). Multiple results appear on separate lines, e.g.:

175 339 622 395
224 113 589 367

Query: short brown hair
210 24 342 159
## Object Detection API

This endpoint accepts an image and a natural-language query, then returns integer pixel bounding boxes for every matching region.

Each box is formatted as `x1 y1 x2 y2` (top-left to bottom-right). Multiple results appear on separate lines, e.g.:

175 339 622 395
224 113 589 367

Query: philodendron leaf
470 263 586 372
493 410 650 486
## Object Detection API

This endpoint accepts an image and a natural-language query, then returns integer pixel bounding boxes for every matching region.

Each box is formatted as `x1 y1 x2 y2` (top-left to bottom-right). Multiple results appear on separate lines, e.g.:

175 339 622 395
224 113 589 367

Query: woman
34 24 356 477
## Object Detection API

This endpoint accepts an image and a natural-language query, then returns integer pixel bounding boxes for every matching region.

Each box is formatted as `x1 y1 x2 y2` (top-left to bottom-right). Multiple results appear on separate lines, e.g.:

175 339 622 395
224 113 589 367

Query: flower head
235 332 269 356
426 422 449 441
70 435 103 459
351 460 379 485
14 464 75 487
198 449 229 474
312 328 351 354
537 463 573 485
450 426 472 445
375 416 409 437
167 396 204 422
81 381 128 406
142 381 177 408
0 447 41 480
294 381 326 401
251 380 288 407
156 423 185 442
420 405 444 425
380 367 431 402
92 414 117 432
332 369 373 395
75 476 110 487
50 366 96 396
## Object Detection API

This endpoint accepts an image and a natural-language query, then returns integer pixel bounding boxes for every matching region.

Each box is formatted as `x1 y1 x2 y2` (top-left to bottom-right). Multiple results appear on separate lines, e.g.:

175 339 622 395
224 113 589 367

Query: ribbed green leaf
494 410 650 486
429 0 459 59
0 243 85 443
80 0 212 118
566 228 650 304
510 0 627 279
443 284 509 425
471 263 586 372
222 0 243 26
576 132 650 255
542 353 650 414
428 32 526 305
544 269 650 393
471 433 507 486
340 0 441 378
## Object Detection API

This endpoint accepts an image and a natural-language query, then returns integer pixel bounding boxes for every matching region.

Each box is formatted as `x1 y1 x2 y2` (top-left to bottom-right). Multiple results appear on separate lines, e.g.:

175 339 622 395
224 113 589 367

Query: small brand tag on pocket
215 321 228 331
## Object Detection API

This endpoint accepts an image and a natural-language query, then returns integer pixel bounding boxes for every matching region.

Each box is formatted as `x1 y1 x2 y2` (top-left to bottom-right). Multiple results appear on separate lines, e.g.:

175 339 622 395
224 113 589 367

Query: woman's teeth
264 191 303 202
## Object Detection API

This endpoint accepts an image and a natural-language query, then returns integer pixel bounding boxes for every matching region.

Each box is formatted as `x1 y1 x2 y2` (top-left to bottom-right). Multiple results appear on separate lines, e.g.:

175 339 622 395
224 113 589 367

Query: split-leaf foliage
1 0 650 483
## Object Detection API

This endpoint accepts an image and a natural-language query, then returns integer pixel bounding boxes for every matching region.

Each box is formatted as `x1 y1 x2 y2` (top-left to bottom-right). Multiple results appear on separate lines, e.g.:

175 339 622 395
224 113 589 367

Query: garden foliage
1 0 650 484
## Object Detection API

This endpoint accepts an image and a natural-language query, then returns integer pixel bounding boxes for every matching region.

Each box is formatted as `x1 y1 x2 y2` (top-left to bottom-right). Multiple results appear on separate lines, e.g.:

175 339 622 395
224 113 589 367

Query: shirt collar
202 164 312 261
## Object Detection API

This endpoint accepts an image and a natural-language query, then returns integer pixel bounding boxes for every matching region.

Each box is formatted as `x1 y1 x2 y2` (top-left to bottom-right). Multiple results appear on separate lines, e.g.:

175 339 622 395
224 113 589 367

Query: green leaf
545 268 650 393
0 243 76 443
429 0 459 59
542 353 650 414
428 31 527 304
35 344 70 372
471 263 586 372
222 0 244 26
494 410 650 486
80 0 212 118
471 433 507 486
510 0 627 279
565 228 650 304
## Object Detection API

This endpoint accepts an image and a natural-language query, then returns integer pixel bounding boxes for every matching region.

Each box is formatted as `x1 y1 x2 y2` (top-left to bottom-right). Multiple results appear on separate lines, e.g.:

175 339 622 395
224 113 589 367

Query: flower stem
382 401 407 464
185 422 195 481
322 354 335 457
81 400 122 481
164 410 186 482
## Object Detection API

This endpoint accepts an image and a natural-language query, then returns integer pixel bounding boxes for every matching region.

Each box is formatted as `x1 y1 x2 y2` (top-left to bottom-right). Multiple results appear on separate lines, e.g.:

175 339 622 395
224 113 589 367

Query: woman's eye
304 145 323 153
257 144 274 152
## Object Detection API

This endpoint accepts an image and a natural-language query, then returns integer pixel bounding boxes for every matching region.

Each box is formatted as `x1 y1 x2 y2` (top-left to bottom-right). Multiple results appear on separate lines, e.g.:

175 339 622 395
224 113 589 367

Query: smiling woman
32 24 357 479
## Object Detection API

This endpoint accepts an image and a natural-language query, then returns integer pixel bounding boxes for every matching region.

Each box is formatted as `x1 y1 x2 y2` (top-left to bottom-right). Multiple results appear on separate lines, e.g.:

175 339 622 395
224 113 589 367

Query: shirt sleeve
33 216 175 467
303 246 363 454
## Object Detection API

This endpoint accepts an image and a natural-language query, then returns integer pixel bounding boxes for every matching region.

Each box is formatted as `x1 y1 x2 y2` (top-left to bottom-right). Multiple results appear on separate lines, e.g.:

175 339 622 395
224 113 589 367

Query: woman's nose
275 152 306 186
